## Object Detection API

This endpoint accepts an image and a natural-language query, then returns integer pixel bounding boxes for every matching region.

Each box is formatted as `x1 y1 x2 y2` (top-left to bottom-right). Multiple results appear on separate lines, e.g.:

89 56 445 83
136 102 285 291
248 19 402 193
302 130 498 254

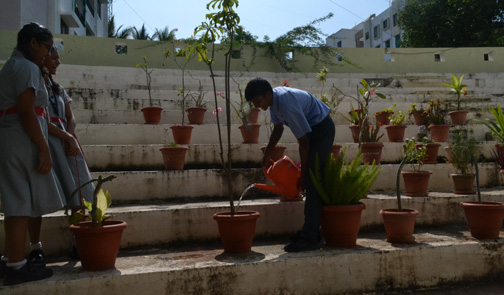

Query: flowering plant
341 104 365 125
408 103 426 116
425 99 449 125
403 137 428 171
360 123 384 142
375 104 396 116
390 110 407 125
443 74 467 111
416 125 433 142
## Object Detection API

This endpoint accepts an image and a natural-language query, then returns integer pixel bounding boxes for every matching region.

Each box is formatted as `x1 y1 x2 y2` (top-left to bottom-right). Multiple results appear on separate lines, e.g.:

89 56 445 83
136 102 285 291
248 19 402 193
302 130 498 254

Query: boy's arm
297 135 310 190
262 123 283 167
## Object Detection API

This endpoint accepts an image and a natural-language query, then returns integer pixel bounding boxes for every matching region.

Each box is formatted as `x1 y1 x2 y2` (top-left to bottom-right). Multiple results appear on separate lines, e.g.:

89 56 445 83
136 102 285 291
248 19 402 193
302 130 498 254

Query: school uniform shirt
269 87 330 139
0 50 66 217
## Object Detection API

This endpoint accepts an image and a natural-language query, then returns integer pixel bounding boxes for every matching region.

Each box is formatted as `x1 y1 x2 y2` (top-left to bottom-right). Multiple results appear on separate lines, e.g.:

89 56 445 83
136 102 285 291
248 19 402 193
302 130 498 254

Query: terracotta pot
361 142 384 164
349 125 360 143
385 125 406 142
322 202 366 247
248 108 260 124
375 111 392 125
69 220 127 271
460 202 504 239
428 124 451 142
160 146 189 170
260 145 287 162
213 211 260 253
451 174 476 195
331 144 342 161
495 143 504 167
416 142 441 164
412 110 428 126
401 170 432 197
239 123 261 144
380 209 419 243
141 106 163 124
448 110 468 125
170 125 194 145
186 107 206 125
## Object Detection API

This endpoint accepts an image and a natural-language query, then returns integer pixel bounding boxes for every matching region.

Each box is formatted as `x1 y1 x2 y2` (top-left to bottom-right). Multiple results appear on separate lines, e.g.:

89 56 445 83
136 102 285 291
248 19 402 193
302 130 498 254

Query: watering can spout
254 155 302 200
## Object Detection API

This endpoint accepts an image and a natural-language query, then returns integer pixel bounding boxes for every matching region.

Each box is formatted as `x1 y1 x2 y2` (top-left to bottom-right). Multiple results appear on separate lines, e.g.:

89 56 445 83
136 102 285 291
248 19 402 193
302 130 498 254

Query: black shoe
0 260 6 278
27 249 46 268
3 262 53 286
290 230 322 243
284 238 321 253
70 245 80 260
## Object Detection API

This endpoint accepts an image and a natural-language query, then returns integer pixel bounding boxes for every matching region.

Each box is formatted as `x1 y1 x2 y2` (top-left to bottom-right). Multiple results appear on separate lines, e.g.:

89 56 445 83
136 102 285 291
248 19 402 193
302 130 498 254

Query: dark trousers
301 115 335 241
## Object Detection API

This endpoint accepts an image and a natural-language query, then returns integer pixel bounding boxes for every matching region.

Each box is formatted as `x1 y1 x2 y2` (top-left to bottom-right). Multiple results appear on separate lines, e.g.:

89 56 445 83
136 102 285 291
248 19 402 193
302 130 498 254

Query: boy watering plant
245 78 335 252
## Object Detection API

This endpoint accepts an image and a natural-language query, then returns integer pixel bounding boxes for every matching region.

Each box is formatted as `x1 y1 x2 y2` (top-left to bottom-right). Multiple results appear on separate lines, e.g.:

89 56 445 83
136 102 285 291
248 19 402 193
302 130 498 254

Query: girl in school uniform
0 23 65 286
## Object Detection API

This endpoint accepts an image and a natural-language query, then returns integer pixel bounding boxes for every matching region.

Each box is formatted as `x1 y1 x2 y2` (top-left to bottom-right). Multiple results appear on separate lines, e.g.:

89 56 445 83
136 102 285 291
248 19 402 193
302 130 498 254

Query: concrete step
1 191 504 259
1 224 503 294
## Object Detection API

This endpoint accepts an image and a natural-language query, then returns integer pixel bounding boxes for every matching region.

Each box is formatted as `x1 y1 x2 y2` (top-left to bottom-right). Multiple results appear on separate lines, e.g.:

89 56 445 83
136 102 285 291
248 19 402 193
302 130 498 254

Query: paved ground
381 281 504 294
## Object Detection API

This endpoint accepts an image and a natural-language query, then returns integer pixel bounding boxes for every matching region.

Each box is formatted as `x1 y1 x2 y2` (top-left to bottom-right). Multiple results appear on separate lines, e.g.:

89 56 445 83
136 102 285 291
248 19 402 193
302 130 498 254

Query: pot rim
379 208 419 216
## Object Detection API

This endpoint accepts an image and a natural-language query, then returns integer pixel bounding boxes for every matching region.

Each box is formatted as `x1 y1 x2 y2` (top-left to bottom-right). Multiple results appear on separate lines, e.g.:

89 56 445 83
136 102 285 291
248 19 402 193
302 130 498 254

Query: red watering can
254 155 302 200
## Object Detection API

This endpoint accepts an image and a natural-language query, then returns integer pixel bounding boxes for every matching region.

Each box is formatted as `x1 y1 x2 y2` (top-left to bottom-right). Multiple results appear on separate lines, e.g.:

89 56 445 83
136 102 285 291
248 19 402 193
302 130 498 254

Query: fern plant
309 147 381 205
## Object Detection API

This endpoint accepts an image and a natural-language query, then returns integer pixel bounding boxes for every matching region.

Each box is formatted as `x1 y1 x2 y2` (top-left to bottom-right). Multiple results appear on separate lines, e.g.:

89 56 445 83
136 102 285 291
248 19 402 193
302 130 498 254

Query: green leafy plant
403 138 428 171
340 104 365 125
425 99 449 125
136 56 154 107
231 78 254 125
315 67 343 122
375 104 396 116
68 175 116 227
390 110 407 125
165 141 178 147
449 129 478 175
477 105 504 143
360 123 384 142
309 147 381 205
416 125 433 142
443 74 468 111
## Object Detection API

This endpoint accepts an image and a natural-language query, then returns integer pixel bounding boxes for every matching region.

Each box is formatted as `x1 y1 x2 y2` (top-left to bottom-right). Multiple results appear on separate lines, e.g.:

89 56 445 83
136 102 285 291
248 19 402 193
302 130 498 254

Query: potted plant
476 105 504 166
186 0 260 253
449 129 478 194
385 109 407 142
159 142 189 170
374 104 395 125
232 79 261 144
68 175 127 271
401 137 431 197
261 116 287 162
309 147 381 247
186 79 208 125
408 103 428 126
460 155 504 239
341 104 365 143
425 99 450 142
415 125 440 164
444 74 468 125
380 155 419 243
137 56 163 124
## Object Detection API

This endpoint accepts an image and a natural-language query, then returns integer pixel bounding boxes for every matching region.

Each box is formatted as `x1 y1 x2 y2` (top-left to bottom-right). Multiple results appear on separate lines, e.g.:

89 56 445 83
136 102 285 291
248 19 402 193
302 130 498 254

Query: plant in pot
449 129 478 194
185 0 260 253
380 154 420 244
340 104 365 143
385 109 407 142
416 125 440 164
159 141 189 170
408 103 428 126
401 137 431 197
232 79 261 144
443 74 468 125
476 105 504 167
261 116 287 162
425 99 450 142
137 56 163 124
374 104 395 125
359 120 384 164
460 155 504 239
68 175 127 271
309 147 381 247
186 79 208 125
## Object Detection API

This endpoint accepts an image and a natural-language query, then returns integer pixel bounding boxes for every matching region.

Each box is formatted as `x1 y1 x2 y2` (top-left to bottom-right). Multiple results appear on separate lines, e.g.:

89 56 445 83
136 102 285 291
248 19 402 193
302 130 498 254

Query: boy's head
245 78 273 110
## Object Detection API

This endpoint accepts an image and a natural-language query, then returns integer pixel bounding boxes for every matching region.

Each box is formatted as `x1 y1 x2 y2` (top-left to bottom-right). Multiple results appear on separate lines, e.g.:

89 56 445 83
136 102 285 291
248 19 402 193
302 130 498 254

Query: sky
112 0 393 41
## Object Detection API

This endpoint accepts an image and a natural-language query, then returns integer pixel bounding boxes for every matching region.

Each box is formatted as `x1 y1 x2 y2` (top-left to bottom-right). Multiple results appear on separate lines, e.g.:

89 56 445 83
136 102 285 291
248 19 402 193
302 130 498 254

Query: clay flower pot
448 110 468 125
412 110 428 126
213 211 260 253
375 111 392 125
141 106 163 124
260 145 287 162
247 108 260 124
331 144 342 161
401 170 432 197
428 124 451 142
380 209 419 243
416 142 441 164
160 146 189 170
349 125 360 143
322 203 366 247
385 125 407 142
460 202 504 239
170 125 194 145
186 107 207 125
239 123 261 144
451 174 476 195
361 142 384 164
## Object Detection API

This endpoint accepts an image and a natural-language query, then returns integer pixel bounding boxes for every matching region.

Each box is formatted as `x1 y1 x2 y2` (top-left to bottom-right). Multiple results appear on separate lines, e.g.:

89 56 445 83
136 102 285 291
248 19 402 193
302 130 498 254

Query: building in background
327 0 405 48
0 0 109 37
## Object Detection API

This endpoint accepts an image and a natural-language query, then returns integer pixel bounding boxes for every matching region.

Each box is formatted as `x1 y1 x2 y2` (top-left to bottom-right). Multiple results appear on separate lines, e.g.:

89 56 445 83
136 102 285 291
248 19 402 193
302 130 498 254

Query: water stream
235 184 255 212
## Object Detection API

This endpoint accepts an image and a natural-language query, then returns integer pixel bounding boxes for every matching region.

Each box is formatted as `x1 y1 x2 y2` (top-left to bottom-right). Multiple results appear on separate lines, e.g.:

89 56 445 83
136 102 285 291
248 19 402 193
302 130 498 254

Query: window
365 32 370 40
60 19 69 35
373 25 380 39
385 53 394 62
375 45 381 48
86 0 95 17
395 34 401 48
484 51 494 61
393 14 398 27
337 41 342 47
285 51 293 60
383 19 389 30
434 53 445 62
115 43 127 55
385 39 391 48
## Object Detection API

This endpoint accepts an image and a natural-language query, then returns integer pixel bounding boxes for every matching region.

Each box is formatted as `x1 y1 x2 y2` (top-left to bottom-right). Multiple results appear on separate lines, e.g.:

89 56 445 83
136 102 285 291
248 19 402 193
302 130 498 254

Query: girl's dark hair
244 78 273 101
16 22 53 61
47 47 62 95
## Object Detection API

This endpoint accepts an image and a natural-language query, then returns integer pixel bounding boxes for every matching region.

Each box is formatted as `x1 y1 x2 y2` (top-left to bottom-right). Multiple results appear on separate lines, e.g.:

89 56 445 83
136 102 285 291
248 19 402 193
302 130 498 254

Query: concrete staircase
1 64 504 293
